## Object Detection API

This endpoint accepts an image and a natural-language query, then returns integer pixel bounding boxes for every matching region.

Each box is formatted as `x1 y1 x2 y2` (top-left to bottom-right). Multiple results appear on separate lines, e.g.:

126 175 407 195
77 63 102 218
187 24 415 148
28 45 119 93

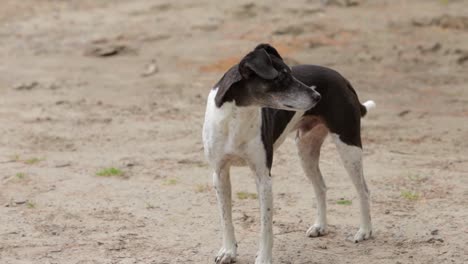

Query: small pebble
15 199 27 205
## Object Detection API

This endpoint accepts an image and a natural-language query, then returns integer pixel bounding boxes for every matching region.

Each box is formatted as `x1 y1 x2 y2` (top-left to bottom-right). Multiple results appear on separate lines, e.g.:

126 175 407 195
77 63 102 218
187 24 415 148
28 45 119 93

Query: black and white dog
203 44 375 264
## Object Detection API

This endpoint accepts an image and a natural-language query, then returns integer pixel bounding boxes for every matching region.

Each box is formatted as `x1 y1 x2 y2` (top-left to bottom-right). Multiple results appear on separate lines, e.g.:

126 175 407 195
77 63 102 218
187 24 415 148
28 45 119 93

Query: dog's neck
203 88 265 167
219 101 262 141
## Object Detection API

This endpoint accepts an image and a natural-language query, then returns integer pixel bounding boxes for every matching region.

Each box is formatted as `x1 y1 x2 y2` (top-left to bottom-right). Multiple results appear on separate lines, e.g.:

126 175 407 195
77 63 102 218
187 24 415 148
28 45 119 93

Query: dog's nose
314 93 321 102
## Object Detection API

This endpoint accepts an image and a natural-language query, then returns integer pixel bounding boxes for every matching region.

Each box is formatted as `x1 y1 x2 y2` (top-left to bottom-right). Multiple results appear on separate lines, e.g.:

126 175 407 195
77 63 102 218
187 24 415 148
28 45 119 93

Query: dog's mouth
278 102 317 111
262 87 321 111
281 95 320 111
278 84 321 111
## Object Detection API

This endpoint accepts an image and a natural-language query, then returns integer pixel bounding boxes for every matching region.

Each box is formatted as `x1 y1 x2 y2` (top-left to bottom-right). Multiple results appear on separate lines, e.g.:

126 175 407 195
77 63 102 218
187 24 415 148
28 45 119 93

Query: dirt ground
0 0 467 263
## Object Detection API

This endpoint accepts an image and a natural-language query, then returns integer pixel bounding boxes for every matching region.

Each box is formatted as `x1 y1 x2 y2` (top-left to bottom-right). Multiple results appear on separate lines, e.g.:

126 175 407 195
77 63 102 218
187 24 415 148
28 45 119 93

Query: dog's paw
215 247 237 264
306 224 328 237
353 227 372 243
255 254 272 264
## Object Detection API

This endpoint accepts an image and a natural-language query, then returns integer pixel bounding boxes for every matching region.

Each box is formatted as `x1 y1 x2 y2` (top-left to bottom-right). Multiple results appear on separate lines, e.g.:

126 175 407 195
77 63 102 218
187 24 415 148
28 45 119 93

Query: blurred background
0 0 467 263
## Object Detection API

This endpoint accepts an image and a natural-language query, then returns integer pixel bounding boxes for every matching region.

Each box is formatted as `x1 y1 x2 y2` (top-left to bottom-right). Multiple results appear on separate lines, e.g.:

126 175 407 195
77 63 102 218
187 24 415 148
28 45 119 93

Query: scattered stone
141 60 159 77
385 209 391 214
177 159 205 167
412 15 468 30
84 44 135 57
14 199 27 205
240 213 254 223
141 34 171 42
154 3 172 12
437 15 468 30
274 25 304 36
49 248 62 253
308 41 325 49
411 18 432 27
431 229 439 235
398 110 410 117
456 53 468 65
357 52 382 62
286 7 323 15
55 100 68 105
322 0 360 7
318 244 328 249
418 43 441 54
233 3 261 19
14 82 39 91
427 237 444 243
55 162 71 168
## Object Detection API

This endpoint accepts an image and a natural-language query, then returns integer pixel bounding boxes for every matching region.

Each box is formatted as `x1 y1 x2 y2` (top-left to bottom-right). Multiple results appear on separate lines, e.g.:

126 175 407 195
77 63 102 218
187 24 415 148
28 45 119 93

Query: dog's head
214 44 321 111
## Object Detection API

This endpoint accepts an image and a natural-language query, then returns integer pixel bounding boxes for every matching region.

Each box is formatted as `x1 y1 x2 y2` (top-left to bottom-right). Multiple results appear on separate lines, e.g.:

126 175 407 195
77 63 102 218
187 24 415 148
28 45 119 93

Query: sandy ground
0 0 467 263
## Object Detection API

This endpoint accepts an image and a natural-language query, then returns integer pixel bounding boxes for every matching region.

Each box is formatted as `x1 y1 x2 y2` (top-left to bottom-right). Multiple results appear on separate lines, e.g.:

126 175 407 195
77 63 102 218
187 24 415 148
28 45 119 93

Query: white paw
353 227 372 243
306 224 328 237
215 247 237 264
255 255 272 264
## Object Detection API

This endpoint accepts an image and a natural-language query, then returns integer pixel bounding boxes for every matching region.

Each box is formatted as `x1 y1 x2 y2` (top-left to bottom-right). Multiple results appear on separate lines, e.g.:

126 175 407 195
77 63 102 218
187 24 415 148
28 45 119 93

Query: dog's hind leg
332 134 372 242
213 165 237 264
296 121 329 237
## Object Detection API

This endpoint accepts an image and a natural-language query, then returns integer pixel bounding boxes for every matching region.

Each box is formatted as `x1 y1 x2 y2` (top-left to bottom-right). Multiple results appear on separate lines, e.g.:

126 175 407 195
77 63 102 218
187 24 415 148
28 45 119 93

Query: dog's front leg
253 167 273 264
213 166 237 264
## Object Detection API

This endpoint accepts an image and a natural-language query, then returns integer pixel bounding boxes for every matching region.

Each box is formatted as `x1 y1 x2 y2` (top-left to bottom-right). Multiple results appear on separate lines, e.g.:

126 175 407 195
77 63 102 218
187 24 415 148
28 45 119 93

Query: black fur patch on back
292 64 363 148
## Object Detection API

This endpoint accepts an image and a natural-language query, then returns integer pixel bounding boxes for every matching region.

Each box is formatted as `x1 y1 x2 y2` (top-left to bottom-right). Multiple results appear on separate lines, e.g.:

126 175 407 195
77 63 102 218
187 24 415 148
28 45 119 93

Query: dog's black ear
214 65 242 107
240 49 279 80
255 43 283 60
214 48 279 107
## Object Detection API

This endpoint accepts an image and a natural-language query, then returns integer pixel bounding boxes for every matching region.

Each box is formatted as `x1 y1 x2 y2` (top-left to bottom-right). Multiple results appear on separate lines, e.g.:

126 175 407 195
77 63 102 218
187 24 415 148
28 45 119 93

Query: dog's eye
276 70 290 83
276 71 285 81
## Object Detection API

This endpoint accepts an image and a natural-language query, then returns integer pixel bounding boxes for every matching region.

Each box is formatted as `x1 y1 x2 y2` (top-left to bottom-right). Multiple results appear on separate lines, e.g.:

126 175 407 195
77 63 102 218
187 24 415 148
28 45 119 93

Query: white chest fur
202 88 264 167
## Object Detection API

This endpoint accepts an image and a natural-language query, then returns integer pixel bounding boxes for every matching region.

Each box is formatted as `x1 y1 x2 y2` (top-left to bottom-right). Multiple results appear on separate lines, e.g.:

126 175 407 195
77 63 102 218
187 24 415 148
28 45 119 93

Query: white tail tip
363 100 376 111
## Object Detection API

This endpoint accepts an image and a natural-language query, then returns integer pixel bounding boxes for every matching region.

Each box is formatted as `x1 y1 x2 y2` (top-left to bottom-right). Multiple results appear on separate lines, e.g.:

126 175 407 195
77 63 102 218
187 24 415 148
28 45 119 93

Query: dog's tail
360 100 376 117
345 79 376 118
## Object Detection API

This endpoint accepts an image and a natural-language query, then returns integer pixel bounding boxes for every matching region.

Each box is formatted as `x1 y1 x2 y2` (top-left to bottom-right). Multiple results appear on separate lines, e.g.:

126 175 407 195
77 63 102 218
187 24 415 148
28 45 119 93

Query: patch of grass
194 184 211 193
15 173 26 179
26 201 36 209
24 157 41 165
145 201 155 210
236 191 257 200
407 174 426 182
96 167 123 177
10 154 21 162
401 190 419 201
163 179 178 185
336 199 352 205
